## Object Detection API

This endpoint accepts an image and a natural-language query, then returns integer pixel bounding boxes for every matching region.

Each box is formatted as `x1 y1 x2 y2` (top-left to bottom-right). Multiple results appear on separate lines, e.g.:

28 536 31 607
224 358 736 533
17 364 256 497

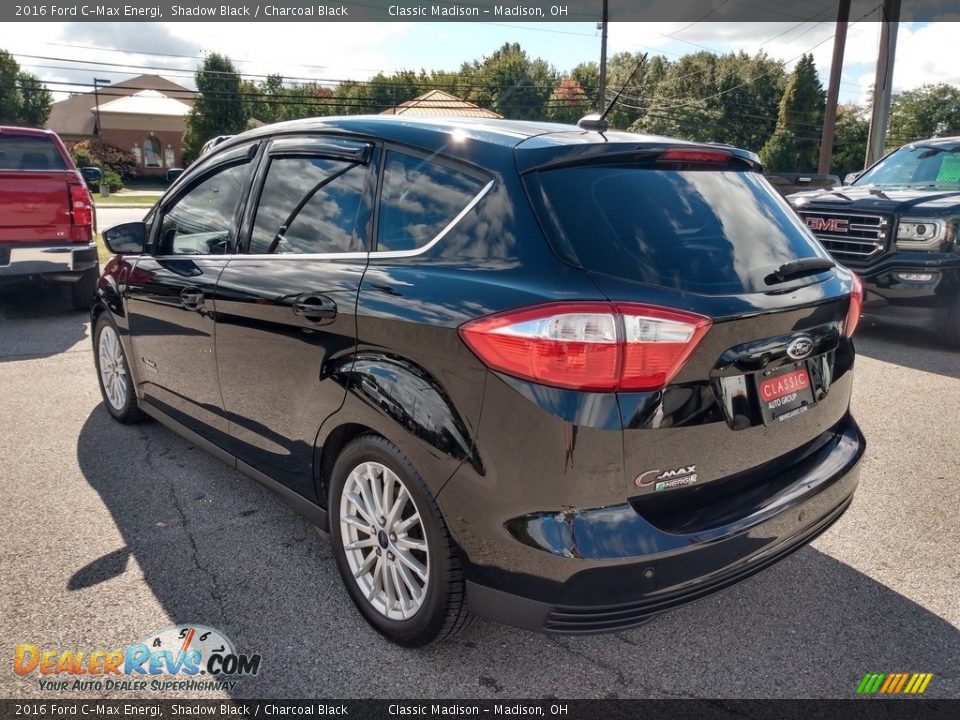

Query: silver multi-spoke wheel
338 461 430 621
98 324 128 411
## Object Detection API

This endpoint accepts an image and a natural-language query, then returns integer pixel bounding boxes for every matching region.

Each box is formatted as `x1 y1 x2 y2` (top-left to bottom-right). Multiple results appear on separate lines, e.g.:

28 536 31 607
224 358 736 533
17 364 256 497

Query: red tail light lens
459 303 711 392
657 148 732 164
845 273 864 338
69 180 94 242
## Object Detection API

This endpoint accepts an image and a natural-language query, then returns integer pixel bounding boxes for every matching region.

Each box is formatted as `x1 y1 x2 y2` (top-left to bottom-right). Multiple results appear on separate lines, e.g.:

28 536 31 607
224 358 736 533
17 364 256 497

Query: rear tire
94 313 146 424
328 435 471 647
70 266 99 311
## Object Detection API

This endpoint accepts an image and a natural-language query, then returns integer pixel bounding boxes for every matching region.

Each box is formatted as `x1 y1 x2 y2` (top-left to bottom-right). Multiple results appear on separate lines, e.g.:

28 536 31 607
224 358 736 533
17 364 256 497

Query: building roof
45 74 194 137
98 89 191 117
380 90 502 119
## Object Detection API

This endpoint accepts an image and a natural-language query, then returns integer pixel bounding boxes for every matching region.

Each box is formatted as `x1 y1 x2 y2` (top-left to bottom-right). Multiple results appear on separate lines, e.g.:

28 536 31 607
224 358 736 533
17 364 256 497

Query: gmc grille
798 210 891 265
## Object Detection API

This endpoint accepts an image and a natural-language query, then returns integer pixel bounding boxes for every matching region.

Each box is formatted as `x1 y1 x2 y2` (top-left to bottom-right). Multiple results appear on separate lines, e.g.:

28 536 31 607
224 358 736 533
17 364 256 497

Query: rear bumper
461 415 864 634
0 243 99 282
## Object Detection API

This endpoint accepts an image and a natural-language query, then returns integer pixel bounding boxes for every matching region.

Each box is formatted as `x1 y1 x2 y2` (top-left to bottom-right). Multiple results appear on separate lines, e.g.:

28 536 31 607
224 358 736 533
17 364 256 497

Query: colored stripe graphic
857 673 932 694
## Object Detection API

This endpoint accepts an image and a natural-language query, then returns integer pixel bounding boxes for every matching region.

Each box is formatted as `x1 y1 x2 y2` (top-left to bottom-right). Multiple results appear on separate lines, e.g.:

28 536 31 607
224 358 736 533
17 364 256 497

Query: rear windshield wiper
765 257 835 285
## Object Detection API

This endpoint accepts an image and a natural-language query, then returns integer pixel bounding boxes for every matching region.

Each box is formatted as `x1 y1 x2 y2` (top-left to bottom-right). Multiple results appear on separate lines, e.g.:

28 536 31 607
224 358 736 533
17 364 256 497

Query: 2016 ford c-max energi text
93 116 865 646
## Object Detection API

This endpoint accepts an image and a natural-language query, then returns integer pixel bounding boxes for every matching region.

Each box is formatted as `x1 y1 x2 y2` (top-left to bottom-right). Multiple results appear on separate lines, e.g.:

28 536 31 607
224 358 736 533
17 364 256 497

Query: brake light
845 273 864 338
68 180 94 242
459 303 711 392
657 148 732 164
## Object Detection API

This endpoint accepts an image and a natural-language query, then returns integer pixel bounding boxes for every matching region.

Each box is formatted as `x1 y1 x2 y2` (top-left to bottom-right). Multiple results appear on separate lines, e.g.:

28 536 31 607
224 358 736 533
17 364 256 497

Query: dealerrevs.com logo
14 625 262 693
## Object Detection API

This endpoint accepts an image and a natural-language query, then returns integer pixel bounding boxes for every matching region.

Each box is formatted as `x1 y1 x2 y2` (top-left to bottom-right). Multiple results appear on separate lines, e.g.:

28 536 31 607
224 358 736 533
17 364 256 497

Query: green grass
95 233 111 261
92 194 158 206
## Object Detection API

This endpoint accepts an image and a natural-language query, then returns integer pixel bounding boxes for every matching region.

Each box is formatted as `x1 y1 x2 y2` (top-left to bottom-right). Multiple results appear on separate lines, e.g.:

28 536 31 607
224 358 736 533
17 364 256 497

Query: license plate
755 362 815 425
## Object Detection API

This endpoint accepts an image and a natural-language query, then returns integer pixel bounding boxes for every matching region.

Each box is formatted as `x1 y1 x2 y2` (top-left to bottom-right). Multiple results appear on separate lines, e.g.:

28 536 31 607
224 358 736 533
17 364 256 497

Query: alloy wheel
98 325 128 411
338 461 430 621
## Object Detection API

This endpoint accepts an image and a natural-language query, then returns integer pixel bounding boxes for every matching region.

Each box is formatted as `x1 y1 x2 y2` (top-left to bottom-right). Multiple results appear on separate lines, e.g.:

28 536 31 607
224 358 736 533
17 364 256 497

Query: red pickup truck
0 126 99 309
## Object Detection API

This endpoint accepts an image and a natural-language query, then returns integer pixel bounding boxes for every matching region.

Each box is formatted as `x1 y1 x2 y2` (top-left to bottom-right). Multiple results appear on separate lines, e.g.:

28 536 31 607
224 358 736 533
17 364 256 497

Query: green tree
759 129 799 171
888 83 960 147
463 42 558 120
546 78 590 124
16 71 52 127
831 103 869 178
182 53 249 163
634 51 785 150
772 53 825 169
0 50 20 123
570 62 600 111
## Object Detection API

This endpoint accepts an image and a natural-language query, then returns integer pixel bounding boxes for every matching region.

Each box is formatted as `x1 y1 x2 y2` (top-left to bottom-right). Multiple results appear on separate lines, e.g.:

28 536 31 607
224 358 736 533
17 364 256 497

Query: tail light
459 302 712 392
657 147 732 164
68 178 94 243
845 273 864 338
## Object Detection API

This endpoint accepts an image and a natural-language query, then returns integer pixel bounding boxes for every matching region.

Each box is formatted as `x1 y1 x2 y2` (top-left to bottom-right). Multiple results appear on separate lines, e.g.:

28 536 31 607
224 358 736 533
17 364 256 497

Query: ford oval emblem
786 336 814 360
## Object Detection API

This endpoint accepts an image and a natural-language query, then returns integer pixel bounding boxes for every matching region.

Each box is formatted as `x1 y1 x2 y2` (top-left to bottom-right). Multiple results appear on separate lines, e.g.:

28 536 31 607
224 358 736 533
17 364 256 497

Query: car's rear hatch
0 132 76 244
520 139 859 523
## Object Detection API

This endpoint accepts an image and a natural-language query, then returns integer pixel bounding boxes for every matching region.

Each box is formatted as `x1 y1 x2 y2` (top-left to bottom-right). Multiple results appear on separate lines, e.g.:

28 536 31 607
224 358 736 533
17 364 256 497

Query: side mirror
843 171 863 186
79 166 102 185
103 222 147 255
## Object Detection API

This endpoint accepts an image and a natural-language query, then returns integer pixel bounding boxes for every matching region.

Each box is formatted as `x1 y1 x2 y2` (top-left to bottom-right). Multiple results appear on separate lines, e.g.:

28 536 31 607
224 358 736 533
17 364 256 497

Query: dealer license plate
755 361 816 425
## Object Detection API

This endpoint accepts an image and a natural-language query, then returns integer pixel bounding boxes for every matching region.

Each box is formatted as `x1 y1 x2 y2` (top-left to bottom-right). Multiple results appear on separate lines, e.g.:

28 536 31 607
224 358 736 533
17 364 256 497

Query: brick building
45 75 195 176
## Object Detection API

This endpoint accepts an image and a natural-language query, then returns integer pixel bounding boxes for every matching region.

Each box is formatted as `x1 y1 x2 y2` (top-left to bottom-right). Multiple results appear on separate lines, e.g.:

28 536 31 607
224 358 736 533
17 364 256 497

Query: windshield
856 144 960 189
529 166 831 295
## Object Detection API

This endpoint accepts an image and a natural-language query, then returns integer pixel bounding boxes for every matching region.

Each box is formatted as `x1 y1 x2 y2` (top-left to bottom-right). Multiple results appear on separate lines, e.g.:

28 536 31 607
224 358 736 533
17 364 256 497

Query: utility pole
818 0 851 174
865 0 901 167
93 77 110 147
597 0 608 111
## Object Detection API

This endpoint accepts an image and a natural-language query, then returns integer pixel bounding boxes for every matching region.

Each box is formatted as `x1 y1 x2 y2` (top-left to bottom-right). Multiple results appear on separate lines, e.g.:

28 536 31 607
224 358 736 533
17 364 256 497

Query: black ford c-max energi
93 116 865 646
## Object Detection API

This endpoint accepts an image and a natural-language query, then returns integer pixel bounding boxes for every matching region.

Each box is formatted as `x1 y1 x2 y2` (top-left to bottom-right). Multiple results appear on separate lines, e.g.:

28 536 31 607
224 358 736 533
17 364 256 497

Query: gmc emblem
805 216 849 233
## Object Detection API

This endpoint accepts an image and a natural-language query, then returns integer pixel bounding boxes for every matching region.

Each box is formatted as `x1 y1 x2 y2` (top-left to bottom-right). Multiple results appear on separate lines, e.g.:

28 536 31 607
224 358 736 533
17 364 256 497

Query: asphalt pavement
0 285 957 700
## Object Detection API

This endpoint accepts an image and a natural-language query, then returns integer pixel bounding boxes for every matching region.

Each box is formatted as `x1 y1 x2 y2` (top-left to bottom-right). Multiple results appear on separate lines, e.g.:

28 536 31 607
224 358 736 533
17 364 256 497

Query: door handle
180 287 205 311
292 294 337 322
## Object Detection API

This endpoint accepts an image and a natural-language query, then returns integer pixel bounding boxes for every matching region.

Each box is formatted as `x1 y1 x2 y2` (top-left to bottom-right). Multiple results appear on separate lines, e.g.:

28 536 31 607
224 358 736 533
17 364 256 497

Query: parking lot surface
0 285 957 699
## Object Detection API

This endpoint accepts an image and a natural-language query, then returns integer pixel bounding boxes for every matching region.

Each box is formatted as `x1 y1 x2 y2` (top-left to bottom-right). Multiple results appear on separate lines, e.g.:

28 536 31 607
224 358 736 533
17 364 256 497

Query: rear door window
529 166 830 294
0 135 66 170
377 150 487 253
250 156 368 255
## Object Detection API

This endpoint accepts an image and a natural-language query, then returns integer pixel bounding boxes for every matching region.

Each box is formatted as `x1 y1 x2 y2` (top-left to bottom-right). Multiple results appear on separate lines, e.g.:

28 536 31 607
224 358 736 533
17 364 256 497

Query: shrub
102 169 123 192
68 141 138 180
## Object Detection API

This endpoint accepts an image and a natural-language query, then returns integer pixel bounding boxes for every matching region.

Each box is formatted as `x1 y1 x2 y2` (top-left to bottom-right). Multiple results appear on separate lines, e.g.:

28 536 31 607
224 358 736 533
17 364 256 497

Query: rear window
530 166 829 294
0 135 66 171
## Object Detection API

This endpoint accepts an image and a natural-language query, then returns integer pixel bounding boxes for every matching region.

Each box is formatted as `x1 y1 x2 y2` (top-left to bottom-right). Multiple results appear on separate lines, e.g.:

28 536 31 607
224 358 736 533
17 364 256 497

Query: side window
377 151 486 253
249 157 367 255
157 162 250 256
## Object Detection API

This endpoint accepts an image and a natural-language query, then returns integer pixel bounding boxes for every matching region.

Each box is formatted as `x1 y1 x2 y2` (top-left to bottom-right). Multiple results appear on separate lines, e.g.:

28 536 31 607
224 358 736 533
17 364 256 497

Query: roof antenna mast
578 53 647 133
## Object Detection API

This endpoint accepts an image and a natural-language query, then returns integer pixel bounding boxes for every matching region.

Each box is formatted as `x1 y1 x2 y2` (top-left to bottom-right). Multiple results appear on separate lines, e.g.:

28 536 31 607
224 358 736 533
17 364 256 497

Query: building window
144 136 161 167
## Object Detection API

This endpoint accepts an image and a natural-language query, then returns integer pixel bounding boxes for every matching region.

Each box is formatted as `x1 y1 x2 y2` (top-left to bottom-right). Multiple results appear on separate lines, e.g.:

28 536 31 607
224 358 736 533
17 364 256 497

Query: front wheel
94 314 146 424
328 435 471 647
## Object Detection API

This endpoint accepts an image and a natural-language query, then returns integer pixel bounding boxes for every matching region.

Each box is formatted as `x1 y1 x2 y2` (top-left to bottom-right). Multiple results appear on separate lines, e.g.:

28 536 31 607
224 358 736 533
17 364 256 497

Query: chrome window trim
372 178 494 259
219 178 495 262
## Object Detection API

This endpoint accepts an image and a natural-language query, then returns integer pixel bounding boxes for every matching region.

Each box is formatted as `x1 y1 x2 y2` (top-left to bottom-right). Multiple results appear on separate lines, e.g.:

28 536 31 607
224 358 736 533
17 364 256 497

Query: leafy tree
604 52 665 131
831 103 869 178
16 72 52 128
888 83 960 147
462 42 558 120
546 78 591 124
182 53 249 163
68 140 138 179
634 51 785 150
759 129 800 171
0 50 53 127
772 53 825 169
0 50 20 123
570 62 600 111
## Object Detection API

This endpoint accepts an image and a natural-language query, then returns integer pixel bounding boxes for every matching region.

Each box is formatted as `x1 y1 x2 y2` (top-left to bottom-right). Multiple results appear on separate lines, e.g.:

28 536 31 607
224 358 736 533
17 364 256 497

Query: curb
95 204 156 209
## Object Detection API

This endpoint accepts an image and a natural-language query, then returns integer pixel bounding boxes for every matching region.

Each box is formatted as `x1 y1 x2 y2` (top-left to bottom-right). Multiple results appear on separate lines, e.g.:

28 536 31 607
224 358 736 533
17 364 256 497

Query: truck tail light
459 302 711 392
845 273 864 338
68 179 94 243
